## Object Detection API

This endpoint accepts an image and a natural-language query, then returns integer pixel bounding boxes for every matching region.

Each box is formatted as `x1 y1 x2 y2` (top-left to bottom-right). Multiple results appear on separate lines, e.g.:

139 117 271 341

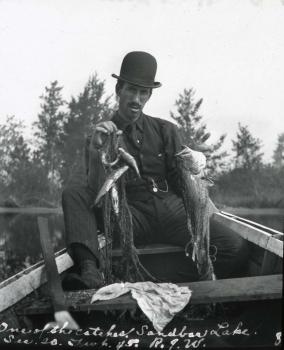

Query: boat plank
112 244 184 257
0 207 62 215
214 213 283 257
0 249 67 289
0 252 73 313
20 274 282 315
38 216 67 311
221 211 284 236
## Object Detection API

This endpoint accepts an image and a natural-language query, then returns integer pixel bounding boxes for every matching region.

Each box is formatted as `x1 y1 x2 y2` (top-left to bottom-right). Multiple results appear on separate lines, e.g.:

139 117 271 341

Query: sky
0 0 283 162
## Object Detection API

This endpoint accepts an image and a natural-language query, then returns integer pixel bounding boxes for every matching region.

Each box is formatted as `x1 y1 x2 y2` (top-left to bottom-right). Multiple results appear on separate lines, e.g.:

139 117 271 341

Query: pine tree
170 88 228 177
0 116 28 188
59 74 113 185
33 81 66 198
0 116 36 201
273 133 284 168
232 123 264 170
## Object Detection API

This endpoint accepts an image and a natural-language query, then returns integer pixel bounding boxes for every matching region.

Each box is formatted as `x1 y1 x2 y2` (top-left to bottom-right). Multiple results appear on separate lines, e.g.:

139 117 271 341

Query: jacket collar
112 111 144 132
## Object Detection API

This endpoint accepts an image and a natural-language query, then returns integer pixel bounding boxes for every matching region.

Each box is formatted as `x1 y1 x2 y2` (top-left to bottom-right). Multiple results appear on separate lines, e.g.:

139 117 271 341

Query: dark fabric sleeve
161 121 183 196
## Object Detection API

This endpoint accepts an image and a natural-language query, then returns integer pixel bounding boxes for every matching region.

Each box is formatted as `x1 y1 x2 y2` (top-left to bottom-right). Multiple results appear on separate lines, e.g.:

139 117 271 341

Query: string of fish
95 132 156 283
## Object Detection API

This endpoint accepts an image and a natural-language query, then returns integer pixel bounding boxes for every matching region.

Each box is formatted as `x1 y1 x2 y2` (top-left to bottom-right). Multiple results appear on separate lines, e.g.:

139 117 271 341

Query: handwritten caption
0 321 281 348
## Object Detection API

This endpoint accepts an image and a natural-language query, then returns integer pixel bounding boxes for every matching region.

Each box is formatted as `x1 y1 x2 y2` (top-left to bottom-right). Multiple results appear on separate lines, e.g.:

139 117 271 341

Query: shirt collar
112 111 144 132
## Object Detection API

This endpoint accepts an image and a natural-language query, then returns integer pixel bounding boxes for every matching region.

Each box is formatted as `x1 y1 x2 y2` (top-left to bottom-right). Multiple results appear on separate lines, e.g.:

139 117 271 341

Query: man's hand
95 121 118 134
190 132 213 155
90 121 120 149
176 146 207 175
191 142 213 155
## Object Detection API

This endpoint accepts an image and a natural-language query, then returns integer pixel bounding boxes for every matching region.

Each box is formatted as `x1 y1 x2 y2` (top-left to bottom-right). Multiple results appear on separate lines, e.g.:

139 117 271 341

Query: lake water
0 213 65 281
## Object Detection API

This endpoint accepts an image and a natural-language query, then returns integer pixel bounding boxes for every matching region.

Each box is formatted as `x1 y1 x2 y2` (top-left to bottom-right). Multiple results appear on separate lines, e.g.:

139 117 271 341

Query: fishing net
94 132 156 284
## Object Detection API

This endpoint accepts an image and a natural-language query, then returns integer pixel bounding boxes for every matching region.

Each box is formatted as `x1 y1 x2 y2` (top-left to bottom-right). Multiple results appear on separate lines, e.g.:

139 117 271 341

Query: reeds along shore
210 166 284 209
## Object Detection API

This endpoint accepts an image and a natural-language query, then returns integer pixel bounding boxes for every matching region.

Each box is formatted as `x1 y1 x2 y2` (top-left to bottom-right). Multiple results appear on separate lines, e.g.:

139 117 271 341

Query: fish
111 185 120 216
118 147 141 178
94 165 129 206
176 146 215 281
94 146 141 206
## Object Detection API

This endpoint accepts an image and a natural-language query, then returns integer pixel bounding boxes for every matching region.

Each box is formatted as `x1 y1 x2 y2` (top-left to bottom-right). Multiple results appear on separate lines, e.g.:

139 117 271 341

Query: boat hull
0 211 282 348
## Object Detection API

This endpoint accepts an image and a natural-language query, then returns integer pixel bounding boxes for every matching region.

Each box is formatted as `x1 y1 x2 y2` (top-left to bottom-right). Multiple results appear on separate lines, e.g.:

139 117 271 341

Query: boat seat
19 274 283 316
98 233 184 257
112 244 184 257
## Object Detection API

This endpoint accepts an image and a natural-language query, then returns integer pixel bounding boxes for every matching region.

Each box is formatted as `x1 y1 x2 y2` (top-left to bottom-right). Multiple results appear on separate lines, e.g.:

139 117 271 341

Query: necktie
125 123 139 149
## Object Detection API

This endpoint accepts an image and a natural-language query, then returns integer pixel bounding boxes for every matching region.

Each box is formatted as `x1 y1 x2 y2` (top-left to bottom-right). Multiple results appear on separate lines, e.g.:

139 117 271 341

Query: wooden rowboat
0 210 282 348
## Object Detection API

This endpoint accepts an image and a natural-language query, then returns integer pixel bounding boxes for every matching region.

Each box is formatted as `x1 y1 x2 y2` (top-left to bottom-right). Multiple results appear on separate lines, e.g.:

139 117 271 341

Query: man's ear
115 82 121 97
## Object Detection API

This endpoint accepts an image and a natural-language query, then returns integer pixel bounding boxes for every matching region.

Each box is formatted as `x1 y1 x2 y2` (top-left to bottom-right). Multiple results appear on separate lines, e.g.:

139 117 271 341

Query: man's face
117 82 152 122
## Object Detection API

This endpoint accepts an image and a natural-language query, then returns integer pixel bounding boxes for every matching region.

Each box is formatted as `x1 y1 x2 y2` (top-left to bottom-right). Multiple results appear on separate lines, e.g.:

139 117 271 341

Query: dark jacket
85 113 183 201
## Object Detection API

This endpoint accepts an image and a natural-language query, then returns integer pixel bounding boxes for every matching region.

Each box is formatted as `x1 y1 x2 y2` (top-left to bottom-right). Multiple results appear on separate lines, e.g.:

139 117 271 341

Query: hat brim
111 74 161 88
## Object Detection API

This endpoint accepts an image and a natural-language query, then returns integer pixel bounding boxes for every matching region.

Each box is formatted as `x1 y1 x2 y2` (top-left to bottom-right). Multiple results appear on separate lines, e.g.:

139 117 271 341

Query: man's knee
62 186 94 209
62 186 81 204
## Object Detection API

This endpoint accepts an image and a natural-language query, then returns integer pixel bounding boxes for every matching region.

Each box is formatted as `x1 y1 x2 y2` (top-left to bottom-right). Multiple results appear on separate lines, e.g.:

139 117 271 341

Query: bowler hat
112 51 161 88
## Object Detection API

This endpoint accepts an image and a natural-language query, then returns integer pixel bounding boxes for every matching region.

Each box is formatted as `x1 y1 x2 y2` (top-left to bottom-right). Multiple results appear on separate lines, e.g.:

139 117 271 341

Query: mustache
128 103 141 109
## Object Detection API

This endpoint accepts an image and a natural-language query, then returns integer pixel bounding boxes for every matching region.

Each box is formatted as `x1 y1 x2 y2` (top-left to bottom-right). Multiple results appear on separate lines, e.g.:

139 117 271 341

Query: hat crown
112 51 161 88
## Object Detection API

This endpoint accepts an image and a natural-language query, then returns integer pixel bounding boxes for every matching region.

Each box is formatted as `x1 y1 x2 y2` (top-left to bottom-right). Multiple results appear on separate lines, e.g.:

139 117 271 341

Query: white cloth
91 281 192 332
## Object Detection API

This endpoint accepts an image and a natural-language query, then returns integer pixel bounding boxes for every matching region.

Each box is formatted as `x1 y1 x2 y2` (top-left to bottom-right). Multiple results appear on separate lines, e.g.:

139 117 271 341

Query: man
62 51 248 290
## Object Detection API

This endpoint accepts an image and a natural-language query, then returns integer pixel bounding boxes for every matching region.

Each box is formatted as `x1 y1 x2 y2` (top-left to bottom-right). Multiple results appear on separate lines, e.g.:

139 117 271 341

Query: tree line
0 76 283 208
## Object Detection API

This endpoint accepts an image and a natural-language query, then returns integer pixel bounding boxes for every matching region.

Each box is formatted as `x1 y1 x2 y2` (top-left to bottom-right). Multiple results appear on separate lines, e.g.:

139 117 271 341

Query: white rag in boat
91 281 192 332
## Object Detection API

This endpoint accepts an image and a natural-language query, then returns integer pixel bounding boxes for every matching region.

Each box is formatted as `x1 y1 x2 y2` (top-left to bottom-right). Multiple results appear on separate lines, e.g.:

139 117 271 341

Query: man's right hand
90 121 119 149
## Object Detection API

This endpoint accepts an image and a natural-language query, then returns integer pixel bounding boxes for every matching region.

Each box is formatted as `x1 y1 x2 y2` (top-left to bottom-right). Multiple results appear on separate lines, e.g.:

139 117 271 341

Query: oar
38 216 79 330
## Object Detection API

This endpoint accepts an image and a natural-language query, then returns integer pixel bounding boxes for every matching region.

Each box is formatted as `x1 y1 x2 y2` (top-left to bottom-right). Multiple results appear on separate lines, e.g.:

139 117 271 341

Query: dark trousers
62 185 249 280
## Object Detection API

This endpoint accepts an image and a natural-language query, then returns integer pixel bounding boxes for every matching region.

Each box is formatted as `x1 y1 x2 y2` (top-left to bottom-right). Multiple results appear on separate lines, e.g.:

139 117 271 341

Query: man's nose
132 91 141 104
